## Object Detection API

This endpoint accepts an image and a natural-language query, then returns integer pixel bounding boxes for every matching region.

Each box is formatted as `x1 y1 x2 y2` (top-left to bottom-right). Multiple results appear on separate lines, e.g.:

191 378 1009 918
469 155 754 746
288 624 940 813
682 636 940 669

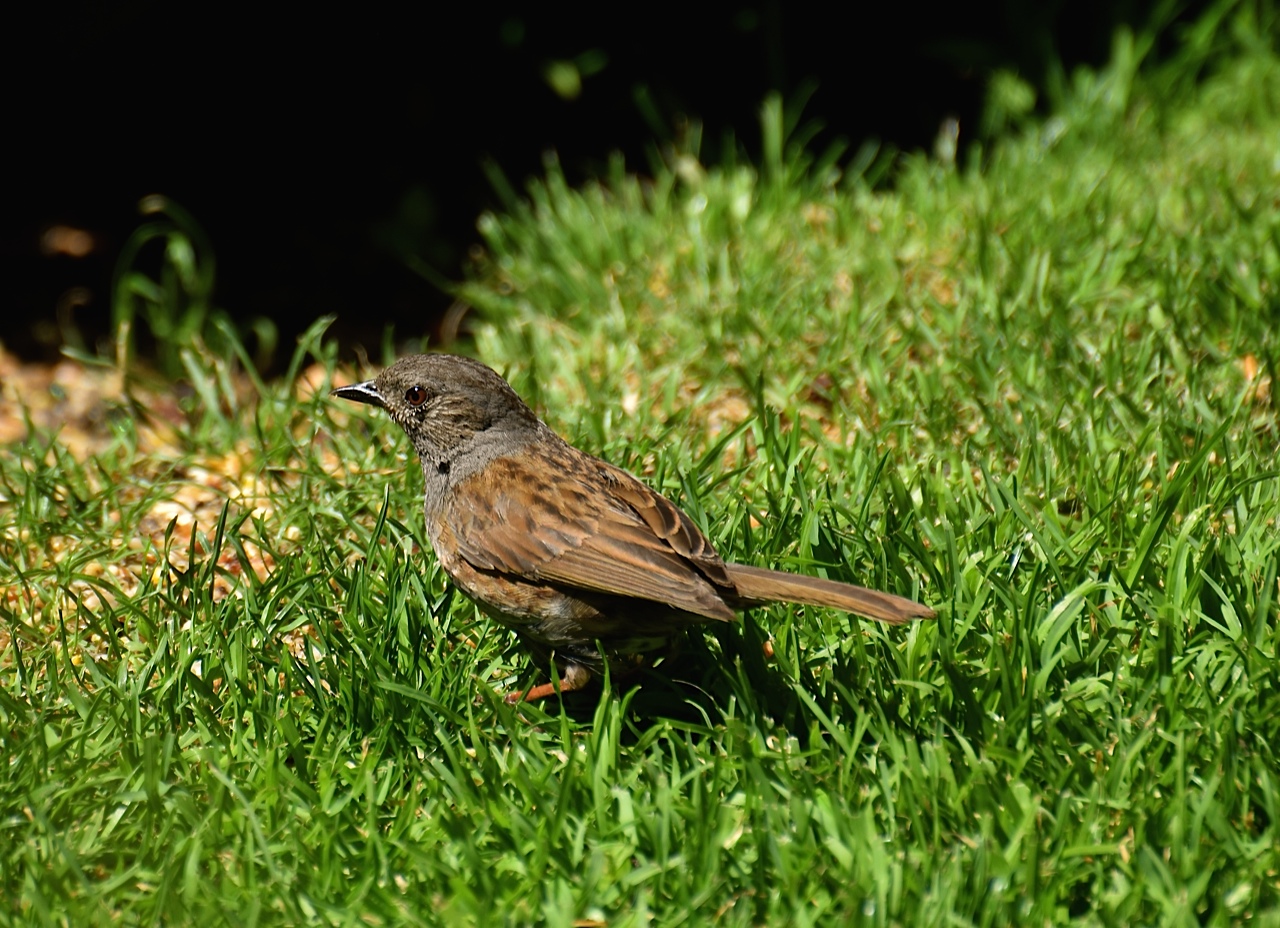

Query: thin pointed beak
330 380 386 408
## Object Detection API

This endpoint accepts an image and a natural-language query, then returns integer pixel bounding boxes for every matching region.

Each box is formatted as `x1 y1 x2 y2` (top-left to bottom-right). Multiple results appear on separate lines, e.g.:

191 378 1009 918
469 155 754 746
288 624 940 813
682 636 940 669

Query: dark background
7 1 1194 367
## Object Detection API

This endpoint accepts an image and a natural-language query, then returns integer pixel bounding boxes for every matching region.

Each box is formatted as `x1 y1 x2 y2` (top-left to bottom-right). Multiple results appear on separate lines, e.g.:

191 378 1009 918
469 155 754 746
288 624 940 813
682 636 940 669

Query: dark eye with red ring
405 385 428 406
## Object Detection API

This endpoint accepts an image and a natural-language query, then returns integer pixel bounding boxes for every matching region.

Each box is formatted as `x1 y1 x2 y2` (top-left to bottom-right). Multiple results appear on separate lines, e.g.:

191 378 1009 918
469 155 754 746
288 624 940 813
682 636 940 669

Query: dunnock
333 354 934 702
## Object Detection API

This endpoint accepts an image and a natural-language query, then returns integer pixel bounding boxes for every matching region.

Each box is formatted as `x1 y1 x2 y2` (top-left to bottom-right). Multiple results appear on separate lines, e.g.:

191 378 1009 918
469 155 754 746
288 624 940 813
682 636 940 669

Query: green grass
4 10 1280 926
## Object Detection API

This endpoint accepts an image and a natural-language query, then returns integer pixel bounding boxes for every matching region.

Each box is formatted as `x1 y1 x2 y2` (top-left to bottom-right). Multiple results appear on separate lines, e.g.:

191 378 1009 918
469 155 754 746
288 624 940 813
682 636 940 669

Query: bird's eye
405 385 428 406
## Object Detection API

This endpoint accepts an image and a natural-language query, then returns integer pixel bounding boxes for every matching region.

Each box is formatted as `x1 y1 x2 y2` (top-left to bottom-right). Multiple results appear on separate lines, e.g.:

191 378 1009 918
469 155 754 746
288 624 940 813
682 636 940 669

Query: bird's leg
504 661 592 704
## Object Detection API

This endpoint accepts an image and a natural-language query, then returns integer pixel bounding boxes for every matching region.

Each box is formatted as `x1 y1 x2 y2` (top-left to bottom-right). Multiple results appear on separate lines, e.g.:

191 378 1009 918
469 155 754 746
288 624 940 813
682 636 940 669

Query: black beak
330 380 386 408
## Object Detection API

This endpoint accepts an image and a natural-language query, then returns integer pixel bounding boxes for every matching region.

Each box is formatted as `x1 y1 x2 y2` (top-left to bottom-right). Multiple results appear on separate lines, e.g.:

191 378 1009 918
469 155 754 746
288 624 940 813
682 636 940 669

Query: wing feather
442 445 736 622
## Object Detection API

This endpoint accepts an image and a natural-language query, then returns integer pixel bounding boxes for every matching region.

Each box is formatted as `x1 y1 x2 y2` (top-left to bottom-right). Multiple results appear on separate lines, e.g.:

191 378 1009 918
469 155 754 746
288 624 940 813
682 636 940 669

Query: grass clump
3 7 1280 926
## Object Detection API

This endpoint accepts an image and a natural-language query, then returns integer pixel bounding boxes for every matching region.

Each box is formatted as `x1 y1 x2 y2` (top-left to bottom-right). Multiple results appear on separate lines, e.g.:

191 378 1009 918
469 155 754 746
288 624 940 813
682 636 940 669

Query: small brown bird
333 355 934 702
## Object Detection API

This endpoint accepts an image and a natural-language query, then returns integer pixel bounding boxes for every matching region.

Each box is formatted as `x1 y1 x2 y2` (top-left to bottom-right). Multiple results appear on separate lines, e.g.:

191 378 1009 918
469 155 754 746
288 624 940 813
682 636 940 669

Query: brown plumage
333 354 934 701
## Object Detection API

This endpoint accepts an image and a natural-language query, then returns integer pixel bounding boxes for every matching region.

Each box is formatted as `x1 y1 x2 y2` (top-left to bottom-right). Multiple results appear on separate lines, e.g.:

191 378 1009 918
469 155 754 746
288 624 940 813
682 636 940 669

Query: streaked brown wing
442 444 736 622
600 461 733 589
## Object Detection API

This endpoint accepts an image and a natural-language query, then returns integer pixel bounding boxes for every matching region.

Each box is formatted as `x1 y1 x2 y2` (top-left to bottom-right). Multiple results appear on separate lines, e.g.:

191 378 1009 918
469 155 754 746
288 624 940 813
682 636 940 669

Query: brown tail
724 563 935 625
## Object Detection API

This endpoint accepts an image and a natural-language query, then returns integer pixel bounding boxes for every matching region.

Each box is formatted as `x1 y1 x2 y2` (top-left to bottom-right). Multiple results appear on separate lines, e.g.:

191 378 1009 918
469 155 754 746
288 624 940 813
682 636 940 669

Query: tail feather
724 563 935 625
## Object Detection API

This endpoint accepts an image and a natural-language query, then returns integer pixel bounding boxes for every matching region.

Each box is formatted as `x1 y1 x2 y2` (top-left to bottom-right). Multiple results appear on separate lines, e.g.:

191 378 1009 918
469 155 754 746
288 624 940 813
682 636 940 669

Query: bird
332 354 935 702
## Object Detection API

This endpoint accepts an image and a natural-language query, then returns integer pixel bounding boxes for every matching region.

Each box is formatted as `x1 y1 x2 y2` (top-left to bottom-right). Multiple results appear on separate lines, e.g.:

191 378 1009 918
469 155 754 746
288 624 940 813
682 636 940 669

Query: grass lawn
3 12 1279 927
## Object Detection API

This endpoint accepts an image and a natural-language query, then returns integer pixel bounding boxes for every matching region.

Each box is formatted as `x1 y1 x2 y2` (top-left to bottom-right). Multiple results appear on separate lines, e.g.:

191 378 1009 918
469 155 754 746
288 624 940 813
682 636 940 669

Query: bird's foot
503 663 592 704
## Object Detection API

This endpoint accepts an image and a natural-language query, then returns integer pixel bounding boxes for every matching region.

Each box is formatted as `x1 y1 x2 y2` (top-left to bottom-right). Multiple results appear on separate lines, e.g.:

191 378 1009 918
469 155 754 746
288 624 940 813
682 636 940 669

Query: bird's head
331 354 543 462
